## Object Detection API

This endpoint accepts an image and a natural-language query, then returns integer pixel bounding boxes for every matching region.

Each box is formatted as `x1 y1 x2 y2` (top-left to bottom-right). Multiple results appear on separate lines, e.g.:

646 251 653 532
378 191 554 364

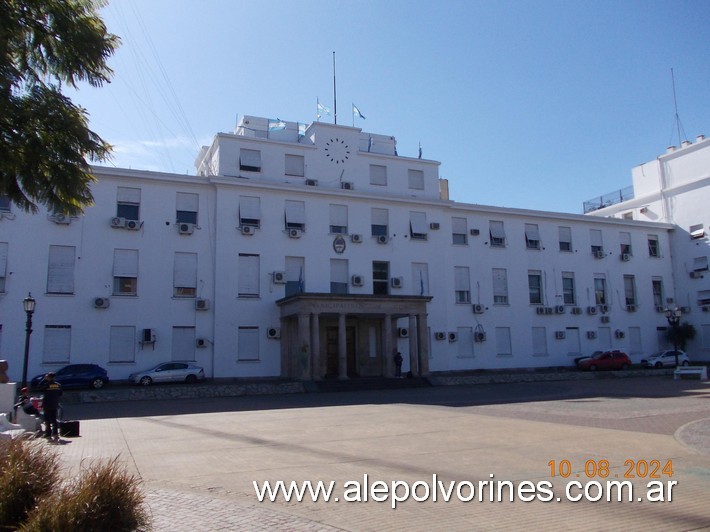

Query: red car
577 350 632 371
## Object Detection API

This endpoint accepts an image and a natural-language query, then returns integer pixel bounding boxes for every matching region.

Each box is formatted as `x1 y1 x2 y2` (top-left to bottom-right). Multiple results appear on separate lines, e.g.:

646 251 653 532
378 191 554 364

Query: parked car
577 350 632 371
641 350 690 368
30 364 109 390
129 362 205 386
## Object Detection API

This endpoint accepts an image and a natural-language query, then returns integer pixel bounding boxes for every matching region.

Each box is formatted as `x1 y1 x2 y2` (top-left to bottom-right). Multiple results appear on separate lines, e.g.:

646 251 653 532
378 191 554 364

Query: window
412 263 429 296
176 192 198 224
532 327 547 356
594 275 607 305
525 223 541 250
457 327 474 358
409 211 428 240
173 252 197 297
562 272 575 305
43 325 71 364
238 254 260 298
489 220 505 247
652 278 664 308
697 289 710 306
239 196 261 228
528 271 542 305
590 229 603 254
109 326 135 363
116 187 140 221
238 327 260 361
285 200 306 231
0 195 11 213
369 164 387 186
329 204 348 234
0 242 7 293
495 327 512 356
371 208 388 237
558 226 572 252
623 275 636 306
620 232 632 255
689 223 705 239
492 268 508 304
408 169 424 190
240 148 261 172
648 235 660 257
372 261 389 295
285 256 304 296
452 217 467 245
285 154 304 177
693 256 709 272
172 326 196 361
330 259 348 294
47 245 75 294
454 266 471 304
113 249 138 296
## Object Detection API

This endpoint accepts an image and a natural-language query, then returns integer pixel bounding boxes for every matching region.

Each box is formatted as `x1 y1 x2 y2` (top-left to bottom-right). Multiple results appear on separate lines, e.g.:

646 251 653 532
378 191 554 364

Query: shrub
0 438 60 529
21 457 150 531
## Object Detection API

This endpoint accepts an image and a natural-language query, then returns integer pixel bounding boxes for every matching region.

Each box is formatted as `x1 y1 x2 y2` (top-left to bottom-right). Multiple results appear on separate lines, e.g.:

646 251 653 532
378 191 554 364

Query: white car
641 350 690 368
129 362 205 386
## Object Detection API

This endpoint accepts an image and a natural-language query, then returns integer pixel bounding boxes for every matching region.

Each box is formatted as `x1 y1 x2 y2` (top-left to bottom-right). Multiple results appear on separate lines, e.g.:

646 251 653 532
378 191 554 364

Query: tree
667 321 696 351
0 0 119 216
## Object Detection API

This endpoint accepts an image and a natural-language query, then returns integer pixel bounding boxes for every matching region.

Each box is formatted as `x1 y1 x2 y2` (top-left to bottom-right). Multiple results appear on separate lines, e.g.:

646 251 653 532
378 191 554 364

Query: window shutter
330 259 348 284
620 232 631 246
238 327 260 361
285 200 306 225
172 327 196 361
454 266 470 291
408 169 424 190
452 217 467 234
369 165 387 185
492 269 507 295
117 187 141 203
176 192 198 212
240 149 261 170
43 326 71 363
371 208 388 226
590 229 603 247
525 223 541 241
47 245 75 293
239 196 262 221
285 154 304 176
238 254 260 296
559 226 572 244
693 256 709 271
330 204 347 227
174 252 197 289
113 249 138 278
410 212 428 235
489 220 505 239
109 326 135 362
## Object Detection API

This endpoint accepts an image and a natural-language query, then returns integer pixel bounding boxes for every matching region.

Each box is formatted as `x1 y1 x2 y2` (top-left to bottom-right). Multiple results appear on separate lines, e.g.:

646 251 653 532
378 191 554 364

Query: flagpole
332 51 337 125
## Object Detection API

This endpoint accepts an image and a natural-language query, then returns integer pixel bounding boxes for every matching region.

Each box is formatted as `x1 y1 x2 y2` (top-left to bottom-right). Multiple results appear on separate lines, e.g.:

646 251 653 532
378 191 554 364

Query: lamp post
21 292 36 389
665 306 682 367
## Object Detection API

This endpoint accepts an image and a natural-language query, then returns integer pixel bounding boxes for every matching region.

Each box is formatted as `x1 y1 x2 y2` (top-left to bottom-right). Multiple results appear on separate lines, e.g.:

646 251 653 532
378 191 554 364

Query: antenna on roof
670 68 687 146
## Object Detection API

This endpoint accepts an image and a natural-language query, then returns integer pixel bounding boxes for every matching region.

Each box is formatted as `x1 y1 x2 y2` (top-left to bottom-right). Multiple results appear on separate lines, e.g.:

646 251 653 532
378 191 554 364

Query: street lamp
21 292 36 389
665 306 682 367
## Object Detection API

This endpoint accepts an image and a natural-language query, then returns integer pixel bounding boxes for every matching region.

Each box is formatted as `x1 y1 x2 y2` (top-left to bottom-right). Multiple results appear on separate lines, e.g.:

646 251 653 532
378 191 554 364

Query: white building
0 114 696 384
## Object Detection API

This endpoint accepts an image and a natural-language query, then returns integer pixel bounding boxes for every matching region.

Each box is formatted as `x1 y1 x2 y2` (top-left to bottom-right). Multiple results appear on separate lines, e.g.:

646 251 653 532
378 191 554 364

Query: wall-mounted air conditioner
434 332 446 341
587 306 597 315
196 338 208 348
126 219 142 231
142 328 156 343
555 331 566 340
614 329 625 339
272 271 286 284
555 305 565 314
536 307 546 315
266 327 281 339
593 250 605 259
398 327 409 338
195 298 210 310
111 217 126 228
350 234 363 243
351 274 364 287
391 277 403 288
377 235 389 244
571 307 582 315
53 214 71 225
289 228 302 238
341 181 353 190
621 253 631 262
93 297 110 309
587 331 597 339
240 225 255 235
448 332 458 342
472 303 485 314
305 179 318 186
626 304 636 312
178 222 195 235
601 315 610 323
474 331 486 342
429 222 440 230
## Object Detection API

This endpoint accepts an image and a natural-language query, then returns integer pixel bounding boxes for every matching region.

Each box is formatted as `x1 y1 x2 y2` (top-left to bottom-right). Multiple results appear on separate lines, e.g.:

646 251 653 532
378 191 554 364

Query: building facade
0 115 694 383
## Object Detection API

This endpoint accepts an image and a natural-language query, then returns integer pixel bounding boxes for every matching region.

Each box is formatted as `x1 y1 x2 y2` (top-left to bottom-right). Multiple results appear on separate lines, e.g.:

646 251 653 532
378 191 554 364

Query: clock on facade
324 138 350 164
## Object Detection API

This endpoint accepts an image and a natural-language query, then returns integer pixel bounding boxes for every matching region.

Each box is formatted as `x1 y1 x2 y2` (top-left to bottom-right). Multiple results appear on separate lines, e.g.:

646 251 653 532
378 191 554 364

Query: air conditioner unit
240 225 255 235
398 327 409 338
196 338 208 348
587 331 597 339
350 234 363 243
266 327 281 339
587 306 598 315
53 213 71 225
571 307 582 315
626 304 636 312
544 307 554 315
341 181 353 190
111 216 126 228
614 329 625 339
474 332 486 342
593 250 605 259
620 253 631 262
126 219 142 231
470 229 480 236
351 274 364 287
288 228 302 239
142 328 156 343
305 179 318 186
555 331 566 340
429 222 440 230
448 332 458 342
272 271 286 284
599 304 609 313
391 277 403 289
472 303 485 314
655 306 665 313
377 235 389 244
434 332 446 341
178 222 195 234
555 305 565 314
536 307 546 315
600 315 610 323
690 271 702 279
93 297 110 309
195 298 210 310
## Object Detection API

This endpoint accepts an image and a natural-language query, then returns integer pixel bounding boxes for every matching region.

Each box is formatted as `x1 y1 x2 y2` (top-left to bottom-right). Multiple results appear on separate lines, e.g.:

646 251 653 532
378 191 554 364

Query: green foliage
0 0 119 215
0 439 60 529
667 321 697 351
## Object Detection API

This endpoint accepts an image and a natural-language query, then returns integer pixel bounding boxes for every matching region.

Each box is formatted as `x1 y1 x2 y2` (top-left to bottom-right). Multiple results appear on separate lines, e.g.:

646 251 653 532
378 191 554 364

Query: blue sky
67 0 710 214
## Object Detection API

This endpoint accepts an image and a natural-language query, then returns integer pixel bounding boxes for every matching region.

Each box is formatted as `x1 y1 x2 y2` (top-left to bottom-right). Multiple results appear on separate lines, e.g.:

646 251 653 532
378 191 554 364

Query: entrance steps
309 376 432 393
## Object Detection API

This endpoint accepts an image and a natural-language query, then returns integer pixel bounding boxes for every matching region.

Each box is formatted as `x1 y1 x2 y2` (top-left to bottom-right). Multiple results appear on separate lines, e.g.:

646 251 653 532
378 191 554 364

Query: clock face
324 138 350 164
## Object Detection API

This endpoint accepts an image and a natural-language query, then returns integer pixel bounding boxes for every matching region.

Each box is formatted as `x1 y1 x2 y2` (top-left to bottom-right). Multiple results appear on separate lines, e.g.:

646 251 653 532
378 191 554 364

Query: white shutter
454 266 470 291
117 187 141 203
532 327 547 356
238 254 260 296
525 223 541 241
693 256 708 271
457 327 474 357
410 211 428 235
329 204 347 227
109 326 135 362
629 326 642 356
408 169 424 190
176 192 198 212
492 268 507 297
371 208 388 226
0 242 7 277
43 326 71 363
565 328 581 354
620 232 631 246
330 259 348 284
172 327 195 361
47 245 75 293
559 226 572 244
285 154 304 176
113 249 138 278
369 164 387 185
238 327 260 361
489 220 505 239
239 196 262 221
285 256 304 282
173 252 197 289
240 149 261 170
285 200 306 225
452 217 467 234
590 229 603 247
495 327 512 355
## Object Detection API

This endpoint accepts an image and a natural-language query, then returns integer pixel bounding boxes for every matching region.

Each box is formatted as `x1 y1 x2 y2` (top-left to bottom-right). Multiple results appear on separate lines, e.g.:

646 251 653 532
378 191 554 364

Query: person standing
40 372 63 441
394 351 404 378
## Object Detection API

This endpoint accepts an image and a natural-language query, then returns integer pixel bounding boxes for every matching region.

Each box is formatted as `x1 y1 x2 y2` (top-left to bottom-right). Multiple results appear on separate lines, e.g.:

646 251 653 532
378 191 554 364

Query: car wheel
91 378 105 390
139 376 152 386
654 362 663 369
621 364 629 370
681 360 689 366
589 365 597 371
185 374 197 384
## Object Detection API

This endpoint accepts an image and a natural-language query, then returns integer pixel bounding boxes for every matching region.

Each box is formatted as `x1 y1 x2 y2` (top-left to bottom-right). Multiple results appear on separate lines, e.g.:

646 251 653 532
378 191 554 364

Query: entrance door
325 326 356 377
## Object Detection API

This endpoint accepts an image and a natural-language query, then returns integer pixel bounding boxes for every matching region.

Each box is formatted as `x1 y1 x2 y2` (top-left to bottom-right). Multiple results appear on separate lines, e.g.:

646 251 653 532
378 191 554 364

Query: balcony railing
583 186 634 214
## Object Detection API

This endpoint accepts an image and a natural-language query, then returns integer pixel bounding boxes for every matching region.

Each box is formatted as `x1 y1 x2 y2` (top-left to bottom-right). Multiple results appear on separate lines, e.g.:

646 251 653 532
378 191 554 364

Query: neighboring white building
585 134 710 358
0 114 695 384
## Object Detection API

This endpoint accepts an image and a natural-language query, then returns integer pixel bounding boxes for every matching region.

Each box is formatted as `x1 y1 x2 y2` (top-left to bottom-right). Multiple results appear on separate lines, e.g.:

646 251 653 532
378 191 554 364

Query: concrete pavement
50 376 710 531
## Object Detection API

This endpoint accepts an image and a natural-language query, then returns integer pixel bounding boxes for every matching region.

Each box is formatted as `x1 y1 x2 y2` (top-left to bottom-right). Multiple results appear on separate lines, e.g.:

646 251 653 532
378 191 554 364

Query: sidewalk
52 376 710 531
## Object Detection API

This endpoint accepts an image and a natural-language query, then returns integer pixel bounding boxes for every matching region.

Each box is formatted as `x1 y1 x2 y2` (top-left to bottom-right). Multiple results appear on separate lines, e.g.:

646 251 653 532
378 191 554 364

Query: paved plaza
52 376 710 531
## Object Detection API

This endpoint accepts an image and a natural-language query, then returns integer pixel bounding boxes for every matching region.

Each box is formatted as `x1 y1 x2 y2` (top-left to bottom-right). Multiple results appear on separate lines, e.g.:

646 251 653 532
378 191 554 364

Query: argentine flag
317 101 331 118
268 119 286 132
352 104 366 120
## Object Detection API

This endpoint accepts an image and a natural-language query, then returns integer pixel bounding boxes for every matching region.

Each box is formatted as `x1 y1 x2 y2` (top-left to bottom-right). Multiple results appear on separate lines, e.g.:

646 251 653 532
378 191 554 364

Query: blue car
31 364 109 390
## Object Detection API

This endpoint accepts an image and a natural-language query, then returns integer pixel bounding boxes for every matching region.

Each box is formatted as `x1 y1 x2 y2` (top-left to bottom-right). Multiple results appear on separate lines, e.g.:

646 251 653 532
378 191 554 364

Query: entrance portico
276 293 432 381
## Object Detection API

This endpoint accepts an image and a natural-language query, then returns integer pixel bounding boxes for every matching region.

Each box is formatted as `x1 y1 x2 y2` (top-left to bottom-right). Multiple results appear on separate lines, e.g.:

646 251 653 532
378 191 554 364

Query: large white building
0 115 704 383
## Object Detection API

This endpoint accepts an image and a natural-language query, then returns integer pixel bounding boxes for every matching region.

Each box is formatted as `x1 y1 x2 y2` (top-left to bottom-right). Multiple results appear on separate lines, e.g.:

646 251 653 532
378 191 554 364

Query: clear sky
66 0 710 214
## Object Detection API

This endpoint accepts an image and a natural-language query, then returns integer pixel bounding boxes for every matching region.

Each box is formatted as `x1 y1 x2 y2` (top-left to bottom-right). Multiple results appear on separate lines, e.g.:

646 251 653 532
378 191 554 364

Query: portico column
383 314 393 377
311 313 321 380
297 312 311 380
408 314 418 376
338 313 348 380
417 313 430 376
